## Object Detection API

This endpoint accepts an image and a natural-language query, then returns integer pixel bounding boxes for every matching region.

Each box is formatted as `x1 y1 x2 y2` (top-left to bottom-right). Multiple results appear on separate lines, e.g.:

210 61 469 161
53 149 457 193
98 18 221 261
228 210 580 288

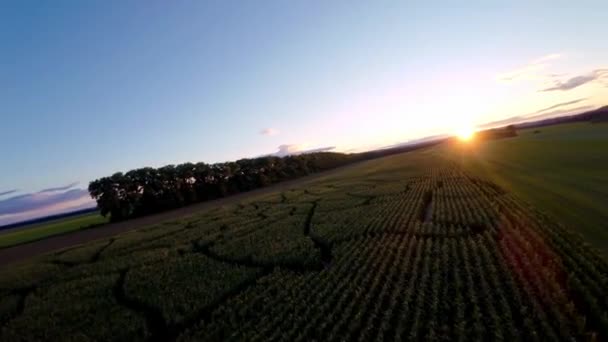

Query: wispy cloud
0 188 90 215
533 98 587 114
498 54 608 92
540 69 608 92
531 53 562 65
0 198 95 227
477 103 596 129
272 144 335 157
498 53 561 82
528 105 596 120
0 186 95 226
40 182 79 193
259 128 279 136
0 189 18 197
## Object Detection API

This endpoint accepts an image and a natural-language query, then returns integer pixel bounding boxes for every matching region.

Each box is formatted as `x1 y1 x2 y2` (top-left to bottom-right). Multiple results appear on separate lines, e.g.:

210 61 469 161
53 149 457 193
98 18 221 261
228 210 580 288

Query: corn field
1 158 606 341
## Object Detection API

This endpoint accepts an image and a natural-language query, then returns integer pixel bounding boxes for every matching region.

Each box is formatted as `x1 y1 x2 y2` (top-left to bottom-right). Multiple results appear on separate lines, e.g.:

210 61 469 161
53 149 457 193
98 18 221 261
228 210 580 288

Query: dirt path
0 164 364 267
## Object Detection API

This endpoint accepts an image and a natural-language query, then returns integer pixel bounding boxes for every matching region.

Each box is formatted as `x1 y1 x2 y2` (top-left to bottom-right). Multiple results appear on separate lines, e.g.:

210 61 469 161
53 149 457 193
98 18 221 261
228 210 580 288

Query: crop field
437 123 608 254
0 213 108 249
1 151 607 341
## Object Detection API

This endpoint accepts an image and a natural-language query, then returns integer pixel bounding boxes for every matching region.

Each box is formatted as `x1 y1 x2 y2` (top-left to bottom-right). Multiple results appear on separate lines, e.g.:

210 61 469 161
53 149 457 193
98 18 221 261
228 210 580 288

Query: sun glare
456 127 475 141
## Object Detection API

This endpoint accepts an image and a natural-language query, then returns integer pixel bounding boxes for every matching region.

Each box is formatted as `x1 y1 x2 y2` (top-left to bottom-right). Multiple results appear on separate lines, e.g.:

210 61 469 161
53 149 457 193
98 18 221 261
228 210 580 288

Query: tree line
475 125 517 140
88 152 355 221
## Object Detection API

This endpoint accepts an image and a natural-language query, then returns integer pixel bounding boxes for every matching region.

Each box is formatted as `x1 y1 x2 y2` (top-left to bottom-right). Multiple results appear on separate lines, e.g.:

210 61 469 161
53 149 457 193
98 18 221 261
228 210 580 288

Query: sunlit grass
0 213 107 248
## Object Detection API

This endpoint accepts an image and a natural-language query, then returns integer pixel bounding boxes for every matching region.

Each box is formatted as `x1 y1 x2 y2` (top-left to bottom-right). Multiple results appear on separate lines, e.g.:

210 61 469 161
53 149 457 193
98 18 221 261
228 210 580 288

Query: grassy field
0 142 606 341
0 213 108 249
436 122 608 254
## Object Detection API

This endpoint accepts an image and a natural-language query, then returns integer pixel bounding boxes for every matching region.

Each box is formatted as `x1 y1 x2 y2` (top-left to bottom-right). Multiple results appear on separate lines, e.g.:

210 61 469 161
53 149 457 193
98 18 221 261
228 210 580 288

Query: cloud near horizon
533 98 588 114
540 69 608 92
260 128 279 136
39 182 79 193
0 186 95 226
476 103 596 129
272 144 335 157
0 189 18 197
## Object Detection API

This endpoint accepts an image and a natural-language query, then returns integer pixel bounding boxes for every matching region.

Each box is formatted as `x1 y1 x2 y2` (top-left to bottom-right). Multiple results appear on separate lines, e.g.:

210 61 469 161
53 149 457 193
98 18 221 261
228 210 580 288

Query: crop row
0 163 606 341
179 227 606 341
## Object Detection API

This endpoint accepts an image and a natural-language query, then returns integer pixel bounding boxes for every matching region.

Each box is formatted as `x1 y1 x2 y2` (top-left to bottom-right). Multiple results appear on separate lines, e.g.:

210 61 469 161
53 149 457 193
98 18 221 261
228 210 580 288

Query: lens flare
456 127 475 141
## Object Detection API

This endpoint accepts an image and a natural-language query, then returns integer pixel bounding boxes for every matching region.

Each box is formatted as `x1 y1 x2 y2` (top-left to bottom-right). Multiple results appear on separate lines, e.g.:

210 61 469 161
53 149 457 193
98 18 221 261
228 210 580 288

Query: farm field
1 147 607 341
436 123 608 255
0 213 108 249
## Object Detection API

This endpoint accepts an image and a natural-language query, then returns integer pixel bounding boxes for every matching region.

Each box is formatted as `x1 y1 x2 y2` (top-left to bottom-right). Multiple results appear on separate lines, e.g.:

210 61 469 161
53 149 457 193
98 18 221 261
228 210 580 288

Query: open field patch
437 122 608 254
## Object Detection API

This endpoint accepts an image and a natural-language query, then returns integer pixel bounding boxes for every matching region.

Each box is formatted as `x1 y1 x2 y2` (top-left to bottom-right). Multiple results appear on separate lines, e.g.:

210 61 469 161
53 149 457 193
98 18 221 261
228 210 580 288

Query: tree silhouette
88 152 354 221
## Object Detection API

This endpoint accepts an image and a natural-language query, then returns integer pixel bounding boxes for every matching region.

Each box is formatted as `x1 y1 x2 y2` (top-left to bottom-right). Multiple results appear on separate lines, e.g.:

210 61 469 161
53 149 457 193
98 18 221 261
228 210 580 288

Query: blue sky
1 1 607 224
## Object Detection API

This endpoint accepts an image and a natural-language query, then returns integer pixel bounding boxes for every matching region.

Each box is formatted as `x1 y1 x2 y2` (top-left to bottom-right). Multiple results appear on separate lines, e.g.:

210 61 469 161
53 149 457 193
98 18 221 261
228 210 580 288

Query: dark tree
89 152 355 221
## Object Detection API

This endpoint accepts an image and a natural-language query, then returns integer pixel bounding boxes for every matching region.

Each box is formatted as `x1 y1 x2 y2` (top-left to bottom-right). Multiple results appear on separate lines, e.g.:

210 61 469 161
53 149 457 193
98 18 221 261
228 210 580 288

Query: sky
1 1 607 225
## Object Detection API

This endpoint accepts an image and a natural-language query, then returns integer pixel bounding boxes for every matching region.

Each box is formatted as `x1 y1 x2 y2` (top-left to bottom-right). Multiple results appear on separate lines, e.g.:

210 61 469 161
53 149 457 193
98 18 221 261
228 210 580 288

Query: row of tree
88 152 355 221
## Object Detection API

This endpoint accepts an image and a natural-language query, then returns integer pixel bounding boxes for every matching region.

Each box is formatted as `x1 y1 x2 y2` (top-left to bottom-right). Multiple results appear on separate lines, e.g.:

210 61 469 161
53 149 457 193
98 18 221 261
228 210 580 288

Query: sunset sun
456 127 475 141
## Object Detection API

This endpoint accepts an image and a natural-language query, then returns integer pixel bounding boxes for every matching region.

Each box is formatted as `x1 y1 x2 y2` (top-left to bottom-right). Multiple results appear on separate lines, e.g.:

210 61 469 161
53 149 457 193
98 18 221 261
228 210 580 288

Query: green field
0 213 108 249
436 122 608 255
1 132 607 341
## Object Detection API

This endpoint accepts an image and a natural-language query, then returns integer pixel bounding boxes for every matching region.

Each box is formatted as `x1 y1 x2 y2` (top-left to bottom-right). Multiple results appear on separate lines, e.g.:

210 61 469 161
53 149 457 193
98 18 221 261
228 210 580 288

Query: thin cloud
40 182 79 193
477 104 596 129
477 116 524 129
0 196 95 227
0 189 18 197
301 146 336 154
259 128 279 136
523 105 596 121
0 188 91 215
531 53 561 65
498 53 561 82
0 186 95 226
533 98 587 114
540 69 608 92
272 144 335 157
